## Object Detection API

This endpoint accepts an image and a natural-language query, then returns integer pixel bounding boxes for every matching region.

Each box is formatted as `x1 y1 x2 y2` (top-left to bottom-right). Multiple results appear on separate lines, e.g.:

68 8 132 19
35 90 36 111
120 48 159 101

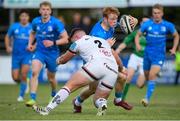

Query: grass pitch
0 84 180 120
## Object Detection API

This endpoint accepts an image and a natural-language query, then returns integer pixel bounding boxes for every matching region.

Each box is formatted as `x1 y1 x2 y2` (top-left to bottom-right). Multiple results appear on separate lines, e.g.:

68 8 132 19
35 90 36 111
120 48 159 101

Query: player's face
39 5 52 19
19 13 29 25
106 13 118 28
152 8 163 23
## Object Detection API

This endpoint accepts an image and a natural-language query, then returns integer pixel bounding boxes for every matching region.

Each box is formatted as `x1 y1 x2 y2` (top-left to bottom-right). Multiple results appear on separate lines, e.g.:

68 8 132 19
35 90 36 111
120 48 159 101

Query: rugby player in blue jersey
73 7 134 112
26 1 69 107
5 10 33 102
135 4 179 107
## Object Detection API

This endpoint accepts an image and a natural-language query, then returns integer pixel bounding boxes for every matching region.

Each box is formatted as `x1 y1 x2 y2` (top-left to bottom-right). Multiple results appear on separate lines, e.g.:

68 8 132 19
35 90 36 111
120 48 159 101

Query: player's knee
148 73 157 80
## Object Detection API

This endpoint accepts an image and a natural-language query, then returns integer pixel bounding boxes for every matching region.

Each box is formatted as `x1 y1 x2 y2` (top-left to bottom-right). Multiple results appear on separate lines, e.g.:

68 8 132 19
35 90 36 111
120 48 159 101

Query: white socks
46 87 70 111
95 98 107 108
115 98 122 103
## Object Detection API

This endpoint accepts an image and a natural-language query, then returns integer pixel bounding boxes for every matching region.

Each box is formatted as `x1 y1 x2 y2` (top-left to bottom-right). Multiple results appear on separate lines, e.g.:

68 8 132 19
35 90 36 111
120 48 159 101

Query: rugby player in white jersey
33 28 124 116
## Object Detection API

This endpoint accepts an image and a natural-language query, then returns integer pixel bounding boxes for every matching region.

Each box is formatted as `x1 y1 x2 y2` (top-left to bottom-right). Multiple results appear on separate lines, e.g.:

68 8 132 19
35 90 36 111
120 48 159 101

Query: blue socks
77 96 84 103
30 93 36 100
51 90 57 97
145 80 156 101
19 81 27 97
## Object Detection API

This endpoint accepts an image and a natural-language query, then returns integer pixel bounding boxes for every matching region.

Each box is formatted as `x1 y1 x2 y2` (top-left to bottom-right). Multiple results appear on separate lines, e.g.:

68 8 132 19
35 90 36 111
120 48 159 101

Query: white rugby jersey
69 35 116 63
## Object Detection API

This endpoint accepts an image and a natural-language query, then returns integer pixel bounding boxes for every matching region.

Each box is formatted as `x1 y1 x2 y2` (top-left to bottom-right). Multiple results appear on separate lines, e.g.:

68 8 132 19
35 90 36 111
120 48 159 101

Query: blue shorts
32 51 59 73
143 51 165 71
12 53 32 70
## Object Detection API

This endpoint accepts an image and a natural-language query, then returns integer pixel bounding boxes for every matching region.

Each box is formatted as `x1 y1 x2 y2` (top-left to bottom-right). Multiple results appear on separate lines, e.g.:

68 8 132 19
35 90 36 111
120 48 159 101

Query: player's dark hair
19 9 30 16
69 28 86 40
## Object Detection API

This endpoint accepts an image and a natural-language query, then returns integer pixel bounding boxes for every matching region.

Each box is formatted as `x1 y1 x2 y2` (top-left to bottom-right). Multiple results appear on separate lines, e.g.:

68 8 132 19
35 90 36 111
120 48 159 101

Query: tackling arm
56 51 76 65
111 49 123 72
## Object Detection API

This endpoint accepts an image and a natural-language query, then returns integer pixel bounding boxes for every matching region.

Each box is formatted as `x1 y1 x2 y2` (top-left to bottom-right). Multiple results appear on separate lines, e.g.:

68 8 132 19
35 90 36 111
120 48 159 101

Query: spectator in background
82 16 92 34
174 45 180 85
4 10 33 102
70 12 83 30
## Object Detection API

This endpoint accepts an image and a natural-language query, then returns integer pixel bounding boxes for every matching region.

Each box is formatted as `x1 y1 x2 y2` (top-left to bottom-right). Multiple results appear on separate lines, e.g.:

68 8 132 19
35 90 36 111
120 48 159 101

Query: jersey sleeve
7 24 15 37
68 42 78 54
123 30 136 45
139 21 149 33
31 18 37 32
166 22 177 34
55 20 65 35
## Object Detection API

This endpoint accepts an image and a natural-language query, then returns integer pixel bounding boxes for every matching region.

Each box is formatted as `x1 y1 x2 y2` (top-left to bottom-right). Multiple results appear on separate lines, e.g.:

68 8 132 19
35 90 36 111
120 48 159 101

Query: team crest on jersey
15 29 19 34
148 26 152 31
36 26 40 31
161 26 166 32
42 31 46 35
48 26 53 32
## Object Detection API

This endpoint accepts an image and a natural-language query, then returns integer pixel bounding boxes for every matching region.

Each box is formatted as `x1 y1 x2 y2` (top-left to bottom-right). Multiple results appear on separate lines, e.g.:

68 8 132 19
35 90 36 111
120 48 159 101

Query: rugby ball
119 15 138 34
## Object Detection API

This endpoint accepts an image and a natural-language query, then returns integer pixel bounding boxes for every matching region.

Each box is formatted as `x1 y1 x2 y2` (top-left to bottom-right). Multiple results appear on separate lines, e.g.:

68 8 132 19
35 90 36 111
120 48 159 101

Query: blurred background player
135 4 179 107
4 10 33 102
26 1 69 107
73 7 134 113
174 45 180 85
33 28 121 116
115 17 149 103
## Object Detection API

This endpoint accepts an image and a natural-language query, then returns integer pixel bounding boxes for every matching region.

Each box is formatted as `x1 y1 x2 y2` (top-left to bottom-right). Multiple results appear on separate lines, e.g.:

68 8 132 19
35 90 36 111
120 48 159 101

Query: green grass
0 84 180 120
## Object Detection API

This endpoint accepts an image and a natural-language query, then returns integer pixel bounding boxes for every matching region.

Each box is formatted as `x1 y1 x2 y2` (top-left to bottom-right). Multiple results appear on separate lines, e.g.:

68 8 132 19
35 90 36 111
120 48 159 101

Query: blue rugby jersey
31 16 65 53
140 19 176 55
7 22 32 55
90 19 114 40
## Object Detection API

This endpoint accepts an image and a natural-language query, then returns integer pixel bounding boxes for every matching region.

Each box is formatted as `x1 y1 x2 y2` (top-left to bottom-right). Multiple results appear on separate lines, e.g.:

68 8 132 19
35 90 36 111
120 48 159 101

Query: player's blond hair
102 7 120 17
153 4 164 12
40 1 52 9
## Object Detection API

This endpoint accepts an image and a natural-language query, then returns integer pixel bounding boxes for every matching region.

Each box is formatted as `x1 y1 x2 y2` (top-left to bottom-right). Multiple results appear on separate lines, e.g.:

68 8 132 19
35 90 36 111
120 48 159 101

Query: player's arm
55 31 69 45
56 50 76 65
170 32 179 55
116 31 136 54
111 49 123 72
4 34 12 54
27 31 36 52
135 30 142 52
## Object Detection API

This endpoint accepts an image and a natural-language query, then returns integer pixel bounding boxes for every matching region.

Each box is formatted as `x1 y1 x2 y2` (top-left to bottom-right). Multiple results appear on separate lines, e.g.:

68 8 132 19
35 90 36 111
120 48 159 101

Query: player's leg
11 55 21 83
73 81 98 113
121 67 135 100
17 64 30 101
26 59 43 106
136 62 146 88
143 65 160 105
45 53 59 98
93 67 118 116
33 70 92 115
136 74 146 88
47 71 57 98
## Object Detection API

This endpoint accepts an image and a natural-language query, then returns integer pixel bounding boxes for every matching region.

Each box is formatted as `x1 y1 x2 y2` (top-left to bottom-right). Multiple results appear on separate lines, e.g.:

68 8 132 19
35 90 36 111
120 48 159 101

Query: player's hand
169 48 176 55
56 56 61 65
43 40 54 47
136 44 142 52
118 67 128 80
27 44 35 52
107 37 116 46
129 15 138 29
6 47 12 54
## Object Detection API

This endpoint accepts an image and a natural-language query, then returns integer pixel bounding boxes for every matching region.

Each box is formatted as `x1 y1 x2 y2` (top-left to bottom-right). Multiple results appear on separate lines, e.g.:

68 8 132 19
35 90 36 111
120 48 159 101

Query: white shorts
127 53 144 75
80 58 118 91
